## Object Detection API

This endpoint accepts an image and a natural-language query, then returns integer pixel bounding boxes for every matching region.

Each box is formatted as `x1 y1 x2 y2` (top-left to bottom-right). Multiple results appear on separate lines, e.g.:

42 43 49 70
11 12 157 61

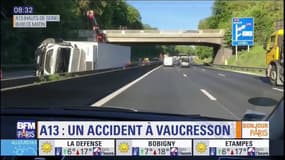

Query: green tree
143 24 156 30
127 5 143 29
198 0 284 46
175 45 196 55
161 45 177 56
196 46 213 60
1 0 144 64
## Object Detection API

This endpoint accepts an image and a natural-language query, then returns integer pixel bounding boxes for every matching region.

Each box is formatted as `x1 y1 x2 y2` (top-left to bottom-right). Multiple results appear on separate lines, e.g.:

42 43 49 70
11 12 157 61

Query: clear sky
126 0 214 30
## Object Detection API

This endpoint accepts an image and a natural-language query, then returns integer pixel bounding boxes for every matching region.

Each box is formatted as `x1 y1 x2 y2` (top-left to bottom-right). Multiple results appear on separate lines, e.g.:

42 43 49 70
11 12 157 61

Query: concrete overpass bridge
78 29 232 64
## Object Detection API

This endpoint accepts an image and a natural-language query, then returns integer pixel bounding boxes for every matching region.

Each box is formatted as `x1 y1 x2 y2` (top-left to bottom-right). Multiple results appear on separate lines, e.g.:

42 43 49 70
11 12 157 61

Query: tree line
184 0 285 62
4 0 279 64
198 0 284 46
1 0 156 64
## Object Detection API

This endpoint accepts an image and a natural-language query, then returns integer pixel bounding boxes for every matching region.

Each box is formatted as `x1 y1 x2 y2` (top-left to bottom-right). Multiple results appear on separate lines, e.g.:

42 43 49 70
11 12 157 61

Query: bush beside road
192 45 266 76
192 57 212 65
227 44 267 68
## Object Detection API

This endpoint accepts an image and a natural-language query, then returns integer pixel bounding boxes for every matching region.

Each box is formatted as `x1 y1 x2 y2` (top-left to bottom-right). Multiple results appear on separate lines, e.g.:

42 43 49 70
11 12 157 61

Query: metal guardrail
1 62 161 89
1 77 37 89
1 64 35 70
198 29 225 34
1 67 126 89
1 64 161 107
210 64 266 73
0 67 127 89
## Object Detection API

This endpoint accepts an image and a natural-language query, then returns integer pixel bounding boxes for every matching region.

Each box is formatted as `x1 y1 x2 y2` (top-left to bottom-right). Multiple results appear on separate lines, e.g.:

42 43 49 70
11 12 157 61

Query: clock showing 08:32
13 6 34 14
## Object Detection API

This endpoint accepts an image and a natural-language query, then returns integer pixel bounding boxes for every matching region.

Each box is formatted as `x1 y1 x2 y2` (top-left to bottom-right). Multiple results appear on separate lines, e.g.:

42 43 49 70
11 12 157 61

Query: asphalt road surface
2 65 283 120
103 65 283 120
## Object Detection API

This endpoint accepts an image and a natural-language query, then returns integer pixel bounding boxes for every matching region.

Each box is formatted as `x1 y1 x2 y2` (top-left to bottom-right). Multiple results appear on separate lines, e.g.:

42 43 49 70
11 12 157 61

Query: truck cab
35 39 131 77
264 29 284 85
35 42 80 76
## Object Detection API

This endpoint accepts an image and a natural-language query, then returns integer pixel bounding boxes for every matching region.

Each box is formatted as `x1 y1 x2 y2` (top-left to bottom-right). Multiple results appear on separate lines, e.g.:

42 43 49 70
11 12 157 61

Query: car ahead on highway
180 57 190 68
163 56 174 67
151 57 161 62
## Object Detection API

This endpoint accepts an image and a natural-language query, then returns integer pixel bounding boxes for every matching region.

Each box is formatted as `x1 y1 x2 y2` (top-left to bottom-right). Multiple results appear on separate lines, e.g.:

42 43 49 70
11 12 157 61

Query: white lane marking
200 89 217 101
200 89 239 119
183 73 188 77
202 69 205 71
91 66 162 107
272 87 283 92
218 73 225 77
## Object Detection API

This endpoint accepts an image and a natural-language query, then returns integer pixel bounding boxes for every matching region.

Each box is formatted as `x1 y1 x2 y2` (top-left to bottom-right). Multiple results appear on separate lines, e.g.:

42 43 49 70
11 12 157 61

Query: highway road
101 65 283 120
1 64 283 120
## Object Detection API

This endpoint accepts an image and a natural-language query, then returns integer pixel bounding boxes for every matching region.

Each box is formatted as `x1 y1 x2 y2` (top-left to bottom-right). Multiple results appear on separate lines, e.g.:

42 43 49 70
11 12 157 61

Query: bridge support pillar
213 45 232 64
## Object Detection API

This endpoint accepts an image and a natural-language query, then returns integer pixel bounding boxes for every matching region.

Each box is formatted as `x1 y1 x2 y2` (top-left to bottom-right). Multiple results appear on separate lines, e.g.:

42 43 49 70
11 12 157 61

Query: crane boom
86 10 106 42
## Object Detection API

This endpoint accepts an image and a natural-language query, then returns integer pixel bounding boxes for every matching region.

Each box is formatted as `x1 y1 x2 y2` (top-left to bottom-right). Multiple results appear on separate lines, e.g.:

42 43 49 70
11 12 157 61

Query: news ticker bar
12 15 60 28
31 121 268 139
1 139 269 156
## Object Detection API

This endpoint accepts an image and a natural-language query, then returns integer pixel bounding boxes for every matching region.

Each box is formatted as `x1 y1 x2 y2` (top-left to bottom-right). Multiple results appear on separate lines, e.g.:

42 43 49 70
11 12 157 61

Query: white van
163 57 174 67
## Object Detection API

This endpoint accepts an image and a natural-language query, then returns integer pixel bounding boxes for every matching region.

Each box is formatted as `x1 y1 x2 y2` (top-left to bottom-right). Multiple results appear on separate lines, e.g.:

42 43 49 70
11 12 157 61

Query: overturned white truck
35 38 131 76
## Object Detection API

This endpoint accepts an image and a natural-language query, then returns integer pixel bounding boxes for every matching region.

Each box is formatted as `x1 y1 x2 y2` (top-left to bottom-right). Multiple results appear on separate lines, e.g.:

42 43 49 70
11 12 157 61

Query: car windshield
181 58 189 62
1 0 284 121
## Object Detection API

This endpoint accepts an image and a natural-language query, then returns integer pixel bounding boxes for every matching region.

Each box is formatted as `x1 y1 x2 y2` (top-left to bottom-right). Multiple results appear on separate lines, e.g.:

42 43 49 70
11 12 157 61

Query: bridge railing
198 29 225 34
103 29 224 34
103 30 160 34
77 29 225 38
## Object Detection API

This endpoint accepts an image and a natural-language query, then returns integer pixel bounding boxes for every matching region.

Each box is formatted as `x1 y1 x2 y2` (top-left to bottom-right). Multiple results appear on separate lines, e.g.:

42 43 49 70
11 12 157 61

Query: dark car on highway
180 57 190 68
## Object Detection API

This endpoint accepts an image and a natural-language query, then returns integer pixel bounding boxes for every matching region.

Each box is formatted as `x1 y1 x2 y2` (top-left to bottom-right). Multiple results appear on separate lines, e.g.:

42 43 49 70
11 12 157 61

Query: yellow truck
264 21 283 86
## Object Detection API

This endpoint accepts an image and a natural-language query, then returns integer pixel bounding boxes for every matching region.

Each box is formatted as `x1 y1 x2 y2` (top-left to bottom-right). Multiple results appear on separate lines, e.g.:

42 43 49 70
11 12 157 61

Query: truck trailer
35 38 131 76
